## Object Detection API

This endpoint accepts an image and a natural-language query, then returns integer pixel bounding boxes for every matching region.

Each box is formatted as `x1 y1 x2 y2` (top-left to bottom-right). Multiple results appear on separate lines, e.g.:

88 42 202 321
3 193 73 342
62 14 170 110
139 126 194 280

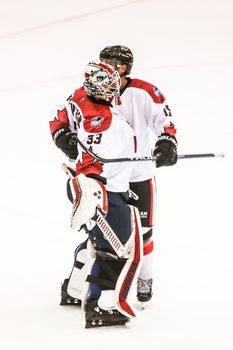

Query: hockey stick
178 153 225 159
76 137 225 163
61 163 126 258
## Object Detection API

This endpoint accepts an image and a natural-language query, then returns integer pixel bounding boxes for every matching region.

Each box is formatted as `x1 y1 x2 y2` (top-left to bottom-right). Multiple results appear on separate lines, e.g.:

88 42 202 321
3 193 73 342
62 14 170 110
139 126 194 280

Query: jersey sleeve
144 84 176 137
49 100 76 136
129 79 176 136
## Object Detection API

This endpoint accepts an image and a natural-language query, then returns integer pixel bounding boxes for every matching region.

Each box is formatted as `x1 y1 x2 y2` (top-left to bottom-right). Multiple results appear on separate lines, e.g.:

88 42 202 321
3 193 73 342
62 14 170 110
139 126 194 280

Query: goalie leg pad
84 253 130 328
85 252 124 299
67 240 96 303
114 205 143 317
61 240 88 304
87 206 143 318
66 243 87 300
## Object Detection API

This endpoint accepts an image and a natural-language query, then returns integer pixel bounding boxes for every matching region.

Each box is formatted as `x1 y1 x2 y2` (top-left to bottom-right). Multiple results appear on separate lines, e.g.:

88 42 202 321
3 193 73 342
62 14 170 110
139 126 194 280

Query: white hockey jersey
49 79 176 185
113 78 176 182
50 87 135 192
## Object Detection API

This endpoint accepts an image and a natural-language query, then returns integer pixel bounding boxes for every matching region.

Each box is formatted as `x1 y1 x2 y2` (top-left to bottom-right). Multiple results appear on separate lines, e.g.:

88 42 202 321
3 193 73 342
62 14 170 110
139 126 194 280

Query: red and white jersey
113 78 176 182
49 79 177 184
50 87 135 193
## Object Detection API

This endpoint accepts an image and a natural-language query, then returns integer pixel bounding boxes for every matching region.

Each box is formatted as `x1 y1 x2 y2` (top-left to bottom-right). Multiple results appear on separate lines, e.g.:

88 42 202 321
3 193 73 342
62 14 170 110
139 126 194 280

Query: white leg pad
67 240 96 304
114 205 143 318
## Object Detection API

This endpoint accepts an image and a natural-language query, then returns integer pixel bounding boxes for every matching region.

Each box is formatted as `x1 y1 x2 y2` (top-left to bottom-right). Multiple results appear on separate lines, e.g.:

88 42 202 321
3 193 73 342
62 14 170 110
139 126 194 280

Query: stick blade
214 152 225 158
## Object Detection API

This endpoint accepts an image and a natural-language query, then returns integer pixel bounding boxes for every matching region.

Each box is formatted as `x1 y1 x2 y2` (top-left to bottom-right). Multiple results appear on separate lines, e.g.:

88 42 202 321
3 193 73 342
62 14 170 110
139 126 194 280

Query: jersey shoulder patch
129 78 165 104
70 88 113 133
82 101 113 133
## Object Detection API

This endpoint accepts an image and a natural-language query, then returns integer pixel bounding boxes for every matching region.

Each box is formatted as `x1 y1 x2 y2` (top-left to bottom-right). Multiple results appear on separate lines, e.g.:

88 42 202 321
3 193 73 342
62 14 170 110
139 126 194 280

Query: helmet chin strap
95 95 106 100
95 95 119 105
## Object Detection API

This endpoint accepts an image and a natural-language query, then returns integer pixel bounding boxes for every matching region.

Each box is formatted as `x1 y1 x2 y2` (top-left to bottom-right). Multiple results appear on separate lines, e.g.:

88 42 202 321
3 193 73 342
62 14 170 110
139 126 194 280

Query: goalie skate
85 300 129 328
60 279 81 306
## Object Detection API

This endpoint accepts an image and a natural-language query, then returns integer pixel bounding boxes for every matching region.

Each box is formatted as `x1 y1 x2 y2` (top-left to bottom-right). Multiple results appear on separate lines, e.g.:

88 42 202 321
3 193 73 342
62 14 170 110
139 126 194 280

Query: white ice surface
0 0 233 349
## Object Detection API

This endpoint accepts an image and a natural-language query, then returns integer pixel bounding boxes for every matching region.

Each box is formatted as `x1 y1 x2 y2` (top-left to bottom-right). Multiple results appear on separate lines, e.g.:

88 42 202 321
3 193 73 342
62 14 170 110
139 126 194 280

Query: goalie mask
83 61 120 101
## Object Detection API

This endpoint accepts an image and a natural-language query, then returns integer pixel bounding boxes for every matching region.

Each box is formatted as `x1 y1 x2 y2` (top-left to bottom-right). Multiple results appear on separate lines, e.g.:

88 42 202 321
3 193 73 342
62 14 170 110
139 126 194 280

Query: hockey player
50 46 178 307
99 45 177 302
50 61 143 328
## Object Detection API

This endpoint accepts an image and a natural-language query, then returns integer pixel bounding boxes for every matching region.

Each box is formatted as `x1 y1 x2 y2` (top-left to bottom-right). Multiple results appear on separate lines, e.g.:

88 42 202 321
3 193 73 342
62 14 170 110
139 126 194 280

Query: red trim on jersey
164 122 176 136
49 108 70 134
133 136 137 153
129 79 165 104
76 163 103 176
57 108 70 124
143 240 154 256
76 149 104 177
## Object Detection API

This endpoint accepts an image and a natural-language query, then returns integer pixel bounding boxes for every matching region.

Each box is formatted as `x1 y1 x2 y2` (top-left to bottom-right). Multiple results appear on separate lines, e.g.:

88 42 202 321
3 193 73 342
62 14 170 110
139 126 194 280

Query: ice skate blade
85 318 129 329
60 298 81 306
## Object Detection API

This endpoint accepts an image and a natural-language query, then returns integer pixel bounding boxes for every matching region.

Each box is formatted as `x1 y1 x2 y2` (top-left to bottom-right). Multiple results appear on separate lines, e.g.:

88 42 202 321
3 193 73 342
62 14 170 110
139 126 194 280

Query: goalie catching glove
69 173 108 231
153 133 178 168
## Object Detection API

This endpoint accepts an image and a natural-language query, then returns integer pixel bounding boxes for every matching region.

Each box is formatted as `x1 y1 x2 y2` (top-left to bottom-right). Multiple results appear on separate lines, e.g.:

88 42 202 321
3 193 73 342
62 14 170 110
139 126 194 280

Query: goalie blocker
67 173 143 327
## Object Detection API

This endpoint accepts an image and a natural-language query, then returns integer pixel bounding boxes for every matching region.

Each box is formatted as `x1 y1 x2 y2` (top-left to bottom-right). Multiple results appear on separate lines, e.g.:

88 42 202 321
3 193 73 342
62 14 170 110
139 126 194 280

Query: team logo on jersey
91 116 104 128
139 211 148 218
153 86 162 96
152 86 165 103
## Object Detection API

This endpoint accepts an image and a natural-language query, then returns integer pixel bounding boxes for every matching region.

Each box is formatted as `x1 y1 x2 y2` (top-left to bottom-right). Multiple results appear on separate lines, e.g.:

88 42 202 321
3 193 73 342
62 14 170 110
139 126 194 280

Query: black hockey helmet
99 45 134 75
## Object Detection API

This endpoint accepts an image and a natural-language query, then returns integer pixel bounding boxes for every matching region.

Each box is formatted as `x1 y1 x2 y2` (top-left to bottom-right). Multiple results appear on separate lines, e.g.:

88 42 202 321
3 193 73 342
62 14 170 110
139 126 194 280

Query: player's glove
53 127 78 159
153 133 178 168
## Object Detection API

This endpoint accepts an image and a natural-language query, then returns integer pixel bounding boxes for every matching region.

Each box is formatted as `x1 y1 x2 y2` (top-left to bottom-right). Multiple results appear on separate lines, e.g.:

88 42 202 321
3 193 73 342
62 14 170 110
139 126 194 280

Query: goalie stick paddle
76 137 225 163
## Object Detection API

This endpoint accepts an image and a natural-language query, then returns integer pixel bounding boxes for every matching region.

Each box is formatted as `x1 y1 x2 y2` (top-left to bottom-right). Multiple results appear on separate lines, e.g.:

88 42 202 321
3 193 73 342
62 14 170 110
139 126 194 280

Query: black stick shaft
77 138 224 163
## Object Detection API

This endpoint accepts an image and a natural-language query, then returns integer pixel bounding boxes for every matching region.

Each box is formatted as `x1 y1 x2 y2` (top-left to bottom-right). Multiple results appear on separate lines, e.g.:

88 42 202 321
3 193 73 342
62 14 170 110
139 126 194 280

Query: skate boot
137 278 153 303
60 278 81 306
85 300 130 328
